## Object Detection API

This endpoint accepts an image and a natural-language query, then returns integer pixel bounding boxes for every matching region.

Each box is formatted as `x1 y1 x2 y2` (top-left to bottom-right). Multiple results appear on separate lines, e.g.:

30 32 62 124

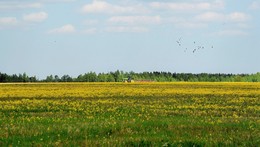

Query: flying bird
176 37 182 46
176 41 181 46
175 37 214 54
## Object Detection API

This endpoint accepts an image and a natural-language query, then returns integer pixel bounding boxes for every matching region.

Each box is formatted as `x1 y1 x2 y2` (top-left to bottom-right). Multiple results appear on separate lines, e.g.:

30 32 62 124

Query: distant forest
0 71 260 83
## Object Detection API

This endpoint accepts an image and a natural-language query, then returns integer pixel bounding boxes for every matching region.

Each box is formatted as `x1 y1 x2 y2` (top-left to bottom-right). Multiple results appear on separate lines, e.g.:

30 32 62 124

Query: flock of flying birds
176 37 214 53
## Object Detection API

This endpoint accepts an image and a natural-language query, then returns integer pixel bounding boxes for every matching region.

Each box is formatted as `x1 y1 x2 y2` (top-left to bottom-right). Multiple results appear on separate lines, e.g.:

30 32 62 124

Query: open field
0 82 259 146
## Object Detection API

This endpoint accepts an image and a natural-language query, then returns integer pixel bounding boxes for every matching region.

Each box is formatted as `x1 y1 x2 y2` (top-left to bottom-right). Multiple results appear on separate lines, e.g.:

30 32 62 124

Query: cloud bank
48 24 76 34
23 12 48 22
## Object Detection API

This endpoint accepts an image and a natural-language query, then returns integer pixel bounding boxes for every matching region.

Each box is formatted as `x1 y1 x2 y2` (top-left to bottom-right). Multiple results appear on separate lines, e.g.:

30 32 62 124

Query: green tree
107 74 115 82
61 75 73 82
54 75 60 82
46 75 54 82
98 73 108 82
76 74 84 82
29 76 37 82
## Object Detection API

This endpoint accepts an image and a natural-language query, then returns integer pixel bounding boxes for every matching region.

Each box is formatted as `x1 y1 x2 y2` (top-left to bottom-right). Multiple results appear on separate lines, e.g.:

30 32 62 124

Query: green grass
0 83 260 146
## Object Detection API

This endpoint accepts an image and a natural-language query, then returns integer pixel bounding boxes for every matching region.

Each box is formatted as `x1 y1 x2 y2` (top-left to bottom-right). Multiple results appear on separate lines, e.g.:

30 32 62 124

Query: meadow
0 82 259 146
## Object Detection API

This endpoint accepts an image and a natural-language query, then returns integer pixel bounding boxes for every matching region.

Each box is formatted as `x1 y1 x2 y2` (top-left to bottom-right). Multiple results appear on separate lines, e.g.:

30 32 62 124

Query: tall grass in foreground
0 82 259 146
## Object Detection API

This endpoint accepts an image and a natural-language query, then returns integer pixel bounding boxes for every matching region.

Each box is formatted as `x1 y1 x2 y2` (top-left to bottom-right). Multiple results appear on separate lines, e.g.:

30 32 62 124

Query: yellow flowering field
0 82 259 146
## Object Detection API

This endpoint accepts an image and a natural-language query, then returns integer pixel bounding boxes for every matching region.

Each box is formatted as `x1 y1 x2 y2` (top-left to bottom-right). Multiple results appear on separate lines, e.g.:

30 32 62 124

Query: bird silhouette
175 37 214 54
176 37 182 46
176 41 181 46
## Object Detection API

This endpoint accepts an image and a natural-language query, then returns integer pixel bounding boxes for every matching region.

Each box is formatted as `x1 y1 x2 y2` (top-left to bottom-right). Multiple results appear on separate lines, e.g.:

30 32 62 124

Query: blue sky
1 0 260 79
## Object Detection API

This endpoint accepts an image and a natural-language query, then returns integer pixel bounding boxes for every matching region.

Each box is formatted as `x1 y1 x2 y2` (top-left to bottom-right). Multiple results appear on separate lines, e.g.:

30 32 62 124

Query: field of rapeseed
0 82 259 146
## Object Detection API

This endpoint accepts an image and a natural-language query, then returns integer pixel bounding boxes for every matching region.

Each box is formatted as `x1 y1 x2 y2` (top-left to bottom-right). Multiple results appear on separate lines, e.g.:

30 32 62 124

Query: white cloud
195 12 250 22
175 22 208 29
249 1 260 10
164 16 186 24
150 2 208 11
81 1 148 14
195 12 225 22
0 2 42 10
216 30 249 36
158 16 208 29
227 12 250 22
150 0 224 12
0 0 75 11
105 26 149 33
48 24 76 34
108 15 161 25
23 12 48 22
40 0 76 2
0 17 18 26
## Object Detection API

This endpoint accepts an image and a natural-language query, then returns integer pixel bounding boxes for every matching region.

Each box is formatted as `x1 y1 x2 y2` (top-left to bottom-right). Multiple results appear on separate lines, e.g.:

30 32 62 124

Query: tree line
0 71 260 83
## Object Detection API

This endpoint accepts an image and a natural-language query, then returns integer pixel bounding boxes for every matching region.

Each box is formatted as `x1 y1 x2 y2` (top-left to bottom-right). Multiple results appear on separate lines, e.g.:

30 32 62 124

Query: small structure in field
123 77 134 83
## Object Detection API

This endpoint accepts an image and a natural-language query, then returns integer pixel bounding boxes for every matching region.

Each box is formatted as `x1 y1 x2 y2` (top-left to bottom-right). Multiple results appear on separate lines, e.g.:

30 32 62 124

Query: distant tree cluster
0 72 37 83
1 71 260 83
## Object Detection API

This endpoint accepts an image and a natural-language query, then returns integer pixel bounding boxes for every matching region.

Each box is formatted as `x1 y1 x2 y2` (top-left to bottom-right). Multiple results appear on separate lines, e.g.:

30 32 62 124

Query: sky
1 0 260 79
